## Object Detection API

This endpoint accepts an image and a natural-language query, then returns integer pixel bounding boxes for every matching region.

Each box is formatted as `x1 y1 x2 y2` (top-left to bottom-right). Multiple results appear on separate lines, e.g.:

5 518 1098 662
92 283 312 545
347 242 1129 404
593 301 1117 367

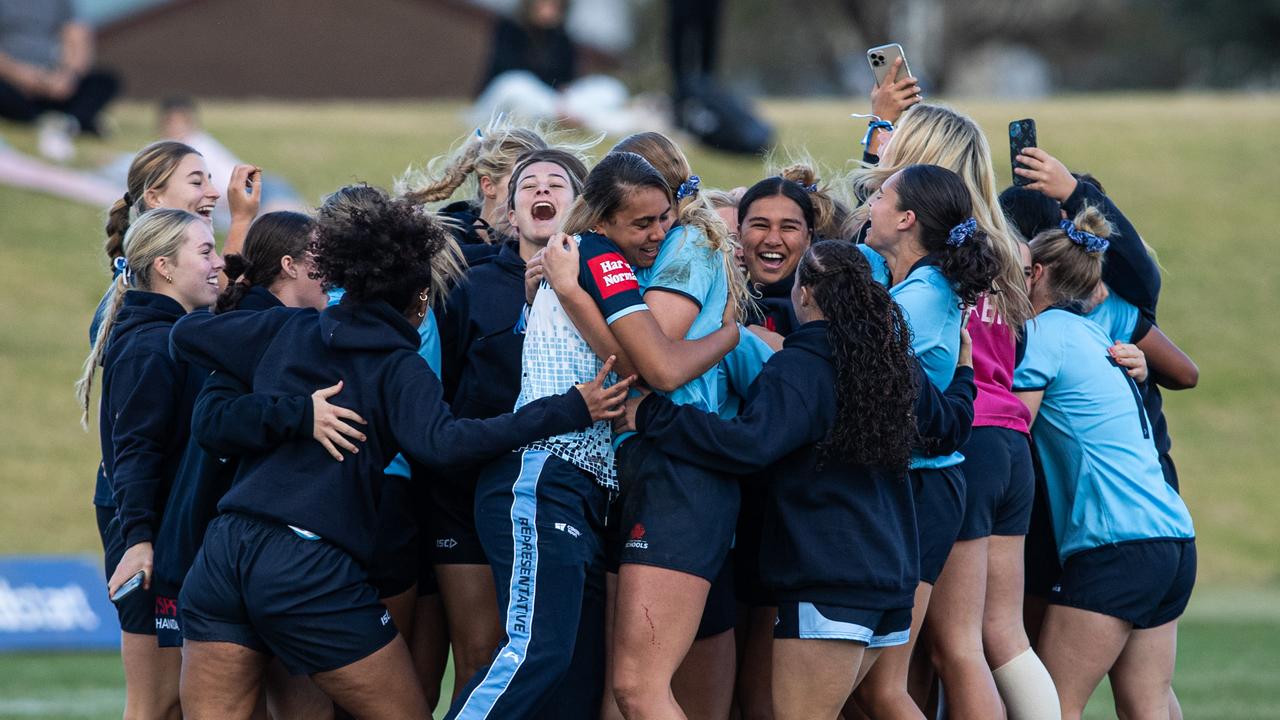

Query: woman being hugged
1014 207 1195 720
616 240 977 719
76 208 225 720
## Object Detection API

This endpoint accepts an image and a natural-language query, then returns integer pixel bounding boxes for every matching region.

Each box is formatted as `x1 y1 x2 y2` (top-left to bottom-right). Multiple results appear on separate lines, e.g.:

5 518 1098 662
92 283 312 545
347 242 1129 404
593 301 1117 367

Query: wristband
861 119 894 146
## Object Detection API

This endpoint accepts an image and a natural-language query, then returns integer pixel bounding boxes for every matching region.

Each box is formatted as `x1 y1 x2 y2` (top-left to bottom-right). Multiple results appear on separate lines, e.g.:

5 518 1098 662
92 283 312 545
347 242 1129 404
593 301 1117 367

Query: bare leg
410 591 451 711
435 563 504 702
984 535 1031 667
848 582 931 720
1109 620 1178 720
772 639 864 720
382 584 419 643
122 632 182 720
179 639 269 720
734 606 776 720
927 537 1004 718
310 636 431 719
672 630 736 720
601 571 625 720
611 564 710 720
1037 604 1130 720
264 658 333 720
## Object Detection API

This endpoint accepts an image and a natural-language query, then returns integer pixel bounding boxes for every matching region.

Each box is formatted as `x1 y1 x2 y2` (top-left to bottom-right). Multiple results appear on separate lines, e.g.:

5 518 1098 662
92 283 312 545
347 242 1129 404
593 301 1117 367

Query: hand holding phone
1009 119 1037 187
111 571 146 603
867 44 912 87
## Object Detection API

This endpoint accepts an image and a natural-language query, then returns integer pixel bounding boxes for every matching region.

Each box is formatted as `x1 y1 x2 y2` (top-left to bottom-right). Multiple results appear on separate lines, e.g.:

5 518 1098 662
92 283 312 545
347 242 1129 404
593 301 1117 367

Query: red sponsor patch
588 252 639 299
630 523 646 541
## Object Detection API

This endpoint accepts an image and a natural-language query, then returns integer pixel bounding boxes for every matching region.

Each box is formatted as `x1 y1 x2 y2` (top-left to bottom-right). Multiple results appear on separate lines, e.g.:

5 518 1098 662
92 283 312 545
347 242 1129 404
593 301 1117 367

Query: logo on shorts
436 538 458 549
554 522 581 538
380 610 391 626
1051 584 1062 594
624 523 648 550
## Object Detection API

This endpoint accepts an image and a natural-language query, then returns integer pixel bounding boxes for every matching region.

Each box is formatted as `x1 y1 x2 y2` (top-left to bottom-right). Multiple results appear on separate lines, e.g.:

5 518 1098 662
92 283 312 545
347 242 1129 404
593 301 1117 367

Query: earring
417 291 428 318
165 274 174 284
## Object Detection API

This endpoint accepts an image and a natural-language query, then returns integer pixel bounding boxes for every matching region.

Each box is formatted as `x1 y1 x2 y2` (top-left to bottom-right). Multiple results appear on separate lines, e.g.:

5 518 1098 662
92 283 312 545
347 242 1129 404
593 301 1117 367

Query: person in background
0 0 118 161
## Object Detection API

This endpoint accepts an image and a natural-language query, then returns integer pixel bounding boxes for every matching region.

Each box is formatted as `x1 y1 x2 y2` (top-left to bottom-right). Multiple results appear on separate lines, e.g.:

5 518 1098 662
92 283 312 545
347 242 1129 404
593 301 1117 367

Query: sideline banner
0 555 120 651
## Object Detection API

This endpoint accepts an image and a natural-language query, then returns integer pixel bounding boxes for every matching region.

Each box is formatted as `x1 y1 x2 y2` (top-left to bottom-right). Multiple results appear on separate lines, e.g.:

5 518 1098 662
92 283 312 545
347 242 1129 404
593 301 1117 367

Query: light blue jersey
328 288 441 479
1085 290 1140 343
1013 308 1193 562
634 225 728 414
882 256 964 469
716 326 776 419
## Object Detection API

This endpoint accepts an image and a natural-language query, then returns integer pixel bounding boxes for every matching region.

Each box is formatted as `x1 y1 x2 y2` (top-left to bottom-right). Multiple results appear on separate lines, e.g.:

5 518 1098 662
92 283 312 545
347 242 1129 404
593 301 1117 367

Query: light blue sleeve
1084 291 1139 344
1013 318 1063 391
891 272 958 389
723 326 775 398
419 310 442 376
326 288 345 306
857 244 891 286
645 226 718 307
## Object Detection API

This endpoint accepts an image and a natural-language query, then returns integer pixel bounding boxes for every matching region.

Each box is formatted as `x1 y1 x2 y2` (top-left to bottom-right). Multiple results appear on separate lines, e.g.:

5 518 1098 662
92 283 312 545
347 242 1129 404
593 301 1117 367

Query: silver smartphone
867 43 912 87
111 571 145 604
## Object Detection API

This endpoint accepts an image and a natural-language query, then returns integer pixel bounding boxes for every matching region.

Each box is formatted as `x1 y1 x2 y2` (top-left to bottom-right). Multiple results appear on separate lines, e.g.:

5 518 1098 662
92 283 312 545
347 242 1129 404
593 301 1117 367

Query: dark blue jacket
151 286 313 597
170 296 592 565
635 321 976 607
98 291 204 549
746 273 799 336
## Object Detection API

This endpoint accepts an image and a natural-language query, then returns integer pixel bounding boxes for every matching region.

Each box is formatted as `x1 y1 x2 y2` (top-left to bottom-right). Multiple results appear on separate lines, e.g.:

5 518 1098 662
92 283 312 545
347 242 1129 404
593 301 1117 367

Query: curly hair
799 241 918 473
311 191 454 313
217 211 315 313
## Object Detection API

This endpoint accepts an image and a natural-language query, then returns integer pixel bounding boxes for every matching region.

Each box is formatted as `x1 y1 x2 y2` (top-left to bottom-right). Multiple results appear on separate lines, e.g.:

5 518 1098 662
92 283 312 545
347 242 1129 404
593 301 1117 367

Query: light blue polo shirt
328 288 441 479
1085 290 1140 344
1014 308 1193 562
716 326 776 419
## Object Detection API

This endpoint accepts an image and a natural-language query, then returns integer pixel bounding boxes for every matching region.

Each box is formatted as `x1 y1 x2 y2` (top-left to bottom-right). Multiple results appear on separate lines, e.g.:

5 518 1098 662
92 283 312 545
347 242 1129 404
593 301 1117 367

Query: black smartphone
110 571 145 604
1009 119 1037 186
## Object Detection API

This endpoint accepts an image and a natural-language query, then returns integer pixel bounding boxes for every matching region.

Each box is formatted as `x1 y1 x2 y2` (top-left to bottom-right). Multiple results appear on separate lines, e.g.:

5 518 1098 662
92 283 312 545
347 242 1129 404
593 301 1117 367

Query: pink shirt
967 295 1031 433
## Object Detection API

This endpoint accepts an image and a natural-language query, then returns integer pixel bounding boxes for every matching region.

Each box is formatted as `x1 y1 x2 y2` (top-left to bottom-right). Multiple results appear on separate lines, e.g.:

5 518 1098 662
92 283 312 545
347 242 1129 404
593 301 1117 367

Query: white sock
993 648 1061 720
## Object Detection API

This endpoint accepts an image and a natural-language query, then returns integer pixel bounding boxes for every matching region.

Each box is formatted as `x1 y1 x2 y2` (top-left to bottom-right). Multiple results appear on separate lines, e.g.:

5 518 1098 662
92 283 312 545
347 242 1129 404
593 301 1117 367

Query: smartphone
867 43 912 87
1009 118 1037 187
110 571 145 604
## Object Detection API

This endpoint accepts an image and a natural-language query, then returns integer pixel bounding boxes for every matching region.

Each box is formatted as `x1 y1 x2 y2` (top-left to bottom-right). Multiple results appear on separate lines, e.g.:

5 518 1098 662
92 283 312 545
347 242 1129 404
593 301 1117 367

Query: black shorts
97 505 156 636
956 427 1035 541
1024 449 1062 598
368 472 420 599
774 602 911 647
696 553 737 639
1050 539 1196 628
616 437 739 582
180 513 398 676
427 466 488 566
733 479 772 607
911 465 966 585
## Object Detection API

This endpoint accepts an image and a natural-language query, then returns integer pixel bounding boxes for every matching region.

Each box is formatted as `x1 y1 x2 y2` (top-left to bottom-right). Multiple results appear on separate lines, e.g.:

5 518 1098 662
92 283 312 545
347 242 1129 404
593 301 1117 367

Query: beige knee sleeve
993 648 1060 720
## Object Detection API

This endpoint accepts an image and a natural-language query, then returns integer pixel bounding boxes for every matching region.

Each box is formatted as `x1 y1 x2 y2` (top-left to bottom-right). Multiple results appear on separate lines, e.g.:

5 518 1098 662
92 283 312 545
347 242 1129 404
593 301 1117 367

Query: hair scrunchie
676 174 701 201
947 217 978 247
1059 218 1109 252
112 256 133 286
122 191 133 208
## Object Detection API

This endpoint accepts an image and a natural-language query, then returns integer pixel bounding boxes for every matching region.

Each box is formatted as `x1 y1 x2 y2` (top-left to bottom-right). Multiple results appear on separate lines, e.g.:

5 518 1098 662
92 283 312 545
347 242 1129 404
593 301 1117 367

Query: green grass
0 589 1276 719
1 94 1278 712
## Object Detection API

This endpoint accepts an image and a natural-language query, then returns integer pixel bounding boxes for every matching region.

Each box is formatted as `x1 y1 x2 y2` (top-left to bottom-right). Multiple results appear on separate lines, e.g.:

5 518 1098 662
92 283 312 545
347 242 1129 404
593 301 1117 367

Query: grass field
1 94 1278 715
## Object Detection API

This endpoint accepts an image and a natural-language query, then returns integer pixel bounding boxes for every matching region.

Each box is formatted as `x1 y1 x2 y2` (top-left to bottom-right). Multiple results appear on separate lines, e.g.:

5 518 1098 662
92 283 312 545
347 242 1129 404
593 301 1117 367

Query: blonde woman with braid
848 104 1055 720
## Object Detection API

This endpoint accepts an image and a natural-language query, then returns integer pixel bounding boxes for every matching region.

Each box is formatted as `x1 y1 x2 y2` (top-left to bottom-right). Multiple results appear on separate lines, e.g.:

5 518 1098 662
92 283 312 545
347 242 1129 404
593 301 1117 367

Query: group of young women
79 80 1199 720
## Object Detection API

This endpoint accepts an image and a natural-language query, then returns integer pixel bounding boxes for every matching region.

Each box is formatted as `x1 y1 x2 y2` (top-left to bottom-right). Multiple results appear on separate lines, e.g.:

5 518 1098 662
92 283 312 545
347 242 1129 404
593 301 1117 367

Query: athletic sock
992 648 1060 720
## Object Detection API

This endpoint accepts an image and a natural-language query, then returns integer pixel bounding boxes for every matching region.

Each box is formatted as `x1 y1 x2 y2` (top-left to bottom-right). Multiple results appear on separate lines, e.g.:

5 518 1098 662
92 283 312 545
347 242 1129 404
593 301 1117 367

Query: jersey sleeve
576 232 648 325
1013 318 1063 391
645 226 717 308
1085 291 1140 344
857 244 891 286
722 326 775 398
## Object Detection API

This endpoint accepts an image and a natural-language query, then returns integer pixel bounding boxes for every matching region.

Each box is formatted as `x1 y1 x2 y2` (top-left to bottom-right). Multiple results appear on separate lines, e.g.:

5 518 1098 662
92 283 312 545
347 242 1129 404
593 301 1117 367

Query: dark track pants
446 449 609 720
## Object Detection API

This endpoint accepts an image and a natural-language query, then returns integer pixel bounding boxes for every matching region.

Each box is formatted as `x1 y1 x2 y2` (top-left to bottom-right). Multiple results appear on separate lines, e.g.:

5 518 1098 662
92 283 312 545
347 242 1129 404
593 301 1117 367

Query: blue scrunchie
675 175 700 201
111 256 133 286
1059 218 1109 252
947 217 978 247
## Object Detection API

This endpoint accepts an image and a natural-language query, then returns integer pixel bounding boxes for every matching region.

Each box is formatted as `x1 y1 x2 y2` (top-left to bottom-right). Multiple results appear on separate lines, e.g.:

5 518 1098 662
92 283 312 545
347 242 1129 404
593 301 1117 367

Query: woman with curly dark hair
615 240 977 718
167 192 631 719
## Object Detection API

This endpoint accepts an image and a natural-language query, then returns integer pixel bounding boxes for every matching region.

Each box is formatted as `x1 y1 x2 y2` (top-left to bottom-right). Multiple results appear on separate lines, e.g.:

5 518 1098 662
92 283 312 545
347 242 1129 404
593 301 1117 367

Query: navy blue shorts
428 465 488 566
616 437 739 582
956 427 1035 541
368 472 420 599
696 553 737 639
910 465 966 585
774 602 911 647
1024 450 1062 598
733 479 772 607
97 505 155 636
180 513 399 676
1050 539 1196 629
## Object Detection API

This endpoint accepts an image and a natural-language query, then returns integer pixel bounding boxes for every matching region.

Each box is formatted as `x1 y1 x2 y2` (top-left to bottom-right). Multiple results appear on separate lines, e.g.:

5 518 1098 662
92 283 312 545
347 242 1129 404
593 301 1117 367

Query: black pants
0 69 119 134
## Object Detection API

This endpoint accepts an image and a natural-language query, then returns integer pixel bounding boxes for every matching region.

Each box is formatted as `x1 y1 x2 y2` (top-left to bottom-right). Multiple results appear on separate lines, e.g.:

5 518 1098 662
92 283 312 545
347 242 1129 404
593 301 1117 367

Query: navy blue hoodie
635 321 976 607
746 273 799 336
98 291 205 549
151 286 313 597
170 296 592 565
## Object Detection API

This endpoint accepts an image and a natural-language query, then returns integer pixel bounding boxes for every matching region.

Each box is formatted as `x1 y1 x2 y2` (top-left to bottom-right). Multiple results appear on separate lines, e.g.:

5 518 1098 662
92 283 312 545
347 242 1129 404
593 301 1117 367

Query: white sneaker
37 114 78 163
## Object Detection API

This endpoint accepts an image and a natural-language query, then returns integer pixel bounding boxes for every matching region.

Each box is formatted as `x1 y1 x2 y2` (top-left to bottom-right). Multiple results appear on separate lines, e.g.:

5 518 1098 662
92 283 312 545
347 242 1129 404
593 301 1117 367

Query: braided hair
799 241 918 473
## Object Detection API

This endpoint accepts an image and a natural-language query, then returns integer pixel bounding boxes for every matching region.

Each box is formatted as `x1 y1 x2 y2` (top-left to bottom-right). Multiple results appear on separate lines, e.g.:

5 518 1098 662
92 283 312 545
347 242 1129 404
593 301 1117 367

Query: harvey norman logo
0 579 101 633
589 254 639 299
